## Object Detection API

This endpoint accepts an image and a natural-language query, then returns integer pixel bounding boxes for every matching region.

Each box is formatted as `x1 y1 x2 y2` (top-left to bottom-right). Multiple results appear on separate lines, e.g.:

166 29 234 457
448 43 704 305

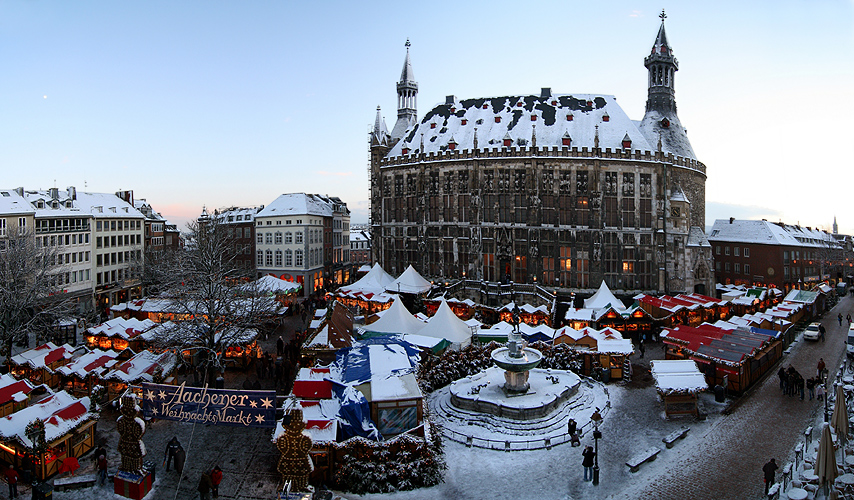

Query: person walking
763 458 778 495
4 464 18 498
211 466 223 499
817 380 825 401
819 324 826 342
639 342 645 359
839 313 844 326
798 374 805 400
276 336 285 357
778 367 787 394
174 443 186 474
807 377 816 400
818 358 826 379
848 314 852 327
164 437 181 471
582 445 596 482
97 453 108 486
198 471 213 500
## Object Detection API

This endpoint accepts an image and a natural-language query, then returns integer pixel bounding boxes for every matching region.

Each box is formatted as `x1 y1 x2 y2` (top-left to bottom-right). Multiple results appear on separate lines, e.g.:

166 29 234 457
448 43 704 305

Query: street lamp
591 407 603 486
824 376 830 423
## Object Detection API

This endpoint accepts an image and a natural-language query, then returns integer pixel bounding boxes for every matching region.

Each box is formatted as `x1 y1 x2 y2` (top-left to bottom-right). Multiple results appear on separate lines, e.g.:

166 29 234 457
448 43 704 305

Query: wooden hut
650 360 707 418
104 350 178 401
10 343 77 389
85 317 157 352
56 348 126 398
0 374 35 418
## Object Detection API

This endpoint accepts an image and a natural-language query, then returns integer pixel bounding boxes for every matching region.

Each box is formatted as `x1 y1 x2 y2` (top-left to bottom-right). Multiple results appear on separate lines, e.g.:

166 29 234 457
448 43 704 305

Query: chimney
116 190 134 206
540 87 552 98
14 187 23 197
67 186 76 200
729 217 735 224
445 95 456 105
49 187 59 200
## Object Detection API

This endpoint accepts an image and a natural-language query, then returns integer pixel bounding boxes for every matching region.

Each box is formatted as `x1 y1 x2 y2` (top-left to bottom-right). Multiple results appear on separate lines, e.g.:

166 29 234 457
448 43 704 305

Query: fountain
490 328 542 395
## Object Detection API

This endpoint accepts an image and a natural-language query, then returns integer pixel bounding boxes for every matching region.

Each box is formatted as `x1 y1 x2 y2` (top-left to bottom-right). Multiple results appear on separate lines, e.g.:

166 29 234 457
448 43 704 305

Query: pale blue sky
2 1 853 233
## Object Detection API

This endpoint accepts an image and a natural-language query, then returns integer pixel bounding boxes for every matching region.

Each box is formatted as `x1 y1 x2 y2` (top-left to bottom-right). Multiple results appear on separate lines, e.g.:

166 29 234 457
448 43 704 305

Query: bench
626 447 661 472
54 473 98 491
662 427 690 448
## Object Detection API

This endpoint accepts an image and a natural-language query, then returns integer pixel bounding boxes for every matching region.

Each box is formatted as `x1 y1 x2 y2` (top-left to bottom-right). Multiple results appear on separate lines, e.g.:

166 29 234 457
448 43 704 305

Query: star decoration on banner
249 400 258 408
158 391 167 400
261 397 273 409
255 414 265 424
151 407 158 416
146 391 156 401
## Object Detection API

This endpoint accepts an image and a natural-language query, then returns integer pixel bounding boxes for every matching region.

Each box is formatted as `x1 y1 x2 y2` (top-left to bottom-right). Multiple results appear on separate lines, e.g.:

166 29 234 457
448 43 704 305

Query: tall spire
391 39 418 145
834 216 839 235
644 10 678 113
371 105 389 147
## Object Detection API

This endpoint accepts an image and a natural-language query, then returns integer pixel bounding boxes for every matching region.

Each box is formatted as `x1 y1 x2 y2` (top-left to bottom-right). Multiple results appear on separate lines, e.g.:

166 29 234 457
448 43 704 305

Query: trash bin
601 367 611 383
714 384 725 402
31 481 53 500
215 377 225 389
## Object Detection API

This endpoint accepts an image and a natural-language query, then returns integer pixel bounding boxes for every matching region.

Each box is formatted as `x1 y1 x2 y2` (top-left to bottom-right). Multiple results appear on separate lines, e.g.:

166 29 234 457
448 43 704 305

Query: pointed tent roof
362 298 426 336
400 39 415 83
386 265 432 294
417 299 472 347
584 281 626 310
341 263 395 295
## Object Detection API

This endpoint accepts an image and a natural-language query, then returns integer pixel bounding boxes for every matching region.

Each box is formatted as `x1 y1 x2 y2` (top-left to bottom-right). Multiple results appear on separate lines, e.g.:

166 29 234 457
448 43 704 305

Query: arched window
285 232 292 244
256 250 263 266
265 250 273 267
275 250 282 267
295 250 303 267
285 249 293 266
275 232 282 244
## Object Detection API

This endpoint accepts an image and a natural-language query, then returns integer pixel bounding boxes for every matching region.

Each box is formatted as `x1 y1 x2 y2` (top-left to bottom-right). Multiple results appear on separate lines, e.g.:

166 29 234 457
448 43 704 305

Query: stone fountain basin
491 347 542 372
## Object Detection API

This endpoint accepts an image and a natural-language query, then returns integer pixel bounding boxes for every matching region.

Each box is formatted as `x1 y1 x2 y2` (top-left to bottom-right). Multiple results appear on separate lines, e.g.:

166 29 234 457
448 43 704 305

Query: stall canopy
242 275 301 295
335 342 421 387
650 360 708 394
330 382 380 441
416 299 473 349
385 265 433 295
584 281 626 310
0 391 95 449
339 263 396 295
360 299 426 336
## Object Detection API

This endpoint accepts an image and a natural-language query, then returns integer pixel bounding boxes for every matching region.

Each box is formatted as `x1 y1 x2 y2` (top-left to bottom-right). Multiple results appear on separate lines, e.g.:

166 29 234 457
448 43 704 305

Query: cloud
316 171 353 177
629 10 641 18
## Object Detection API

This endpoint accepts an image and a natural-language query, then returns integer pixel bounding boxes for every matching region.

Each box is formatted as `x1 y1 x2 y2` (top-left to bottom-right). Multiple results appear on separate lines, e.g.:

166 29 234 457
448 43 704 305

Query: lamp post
824 376 830 423
591 408 603 486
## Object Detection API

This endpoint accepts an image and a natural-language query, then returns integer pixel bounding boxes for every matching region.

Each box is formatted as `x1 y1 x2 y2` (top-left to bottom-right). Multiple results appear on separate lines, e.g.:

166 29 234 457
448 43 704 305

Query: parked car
803 322 821 341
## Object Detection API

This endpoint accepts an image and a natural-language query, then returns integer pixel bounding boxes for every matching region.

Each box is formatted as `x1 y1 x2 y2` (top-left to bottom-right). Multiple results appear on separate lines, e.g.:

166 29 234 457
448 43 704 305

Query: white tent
242 275 301 294
340 263 396 295
362 298 426 335
584 281 626 310
386 265 433 294
417 299 472 349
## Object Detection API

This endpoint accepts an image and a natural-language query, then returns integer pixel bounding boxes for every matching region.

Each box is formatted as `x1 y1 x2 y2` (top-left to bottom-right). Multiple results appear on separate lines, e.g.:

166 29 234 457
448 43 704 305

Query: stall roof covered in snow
106 350 177 384
385 265 432 294
87 317 156 340
241 275 301 294
336 342 420 386
361 298 426 336
339 263 396 295
56 349 122 379
650 360 707 395
584 281 626 310
10 342 75 371
367 372 422 402
416 299 472 347
0 374 35 406
0 391 95 448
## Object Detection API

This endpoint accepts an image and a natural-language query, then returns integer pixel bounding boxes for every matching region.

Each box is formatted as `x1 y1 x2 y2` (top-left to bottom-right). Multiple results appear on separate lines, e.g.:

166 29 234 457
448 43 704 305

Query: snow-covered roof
106 350 177 384
339 263 396 295
56 349 121 379
10 342 75 371
385 265 432 294
0 374 35 406
362 298 426 336
650 360 707 395
0 391 95 448
369 372 422 402
71 191 144 219
784 289 819 304
584 281 626 310
387 94 666 158
709 219 840 249
256 193 336 218
0 189 36 216
242 275 301 294
416 299 472 347
87 317 156 340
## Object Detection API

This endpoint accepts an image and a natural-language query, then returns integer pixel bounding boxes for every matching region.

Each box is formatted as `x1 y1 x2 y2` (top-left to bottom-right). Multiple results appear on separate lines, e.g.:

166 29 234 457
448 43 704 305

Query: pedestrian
582 445 596 482
164 437 181 471
763 458 778 495
276 336 284 357
818 358 826 379
97 454 108 486
174 444 186 474
817 381 825 401
274 356 283 388
211 466 223 499
778 367 787 394
798 374 805 400
198 471 213 500
4 464 18 498
567 418 577 438
807 377 816 400
819 324 826 342
639 342 645 359
849 314 852 326
839 313 843 326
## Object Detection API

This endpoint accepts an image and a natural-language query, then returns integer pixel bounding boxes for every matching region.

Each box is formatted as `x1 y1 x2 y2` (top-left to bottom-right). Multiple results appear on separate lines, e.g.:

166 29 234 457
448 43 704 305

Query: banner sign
141 382 276 428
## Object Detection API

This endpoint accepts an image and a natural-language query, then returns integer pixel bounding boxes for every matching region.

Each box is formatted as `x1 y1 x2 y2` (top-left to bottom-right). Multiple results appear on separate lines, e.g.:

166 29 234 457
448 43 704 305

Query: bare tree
146 214 274 383
0 229 70 365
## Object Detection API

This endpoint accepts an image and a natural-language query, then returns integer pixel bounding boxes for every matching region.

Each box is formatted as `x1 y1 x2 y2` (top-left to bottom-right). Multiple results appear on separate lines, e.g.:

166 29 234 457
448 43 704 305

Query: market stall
104 350 178 401
56 348 125 398
0 374 35 418
10 343 77 389
650 359 707 418
85 317 157 352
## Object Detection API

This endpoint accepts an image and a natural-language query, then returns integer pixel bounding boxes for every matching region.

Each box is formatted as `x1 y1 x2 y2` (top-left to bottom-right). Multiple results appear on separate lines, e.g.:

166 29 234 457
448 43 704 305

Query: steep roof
362 299 425 336
387 94 659 158
385 265 432 294
0 189 36 216
584 281 626 310
708 219 839 247
256 193 335 218
416 299 472 346
400 42 415 83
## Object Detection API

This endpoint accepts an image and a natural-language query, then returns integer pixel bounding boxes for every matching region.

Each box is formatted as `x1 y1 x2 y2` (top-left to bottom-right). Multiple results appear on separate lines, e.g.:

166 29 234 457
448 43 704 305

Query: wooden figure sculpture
275 408 312 492
117 393 146 473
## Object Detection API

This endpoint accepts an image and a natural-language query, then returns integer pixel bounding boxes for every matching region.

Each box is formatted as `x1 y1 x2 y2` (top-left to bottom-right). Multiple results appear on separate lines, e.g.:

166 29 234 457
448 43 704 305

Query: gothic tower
390 39 418 145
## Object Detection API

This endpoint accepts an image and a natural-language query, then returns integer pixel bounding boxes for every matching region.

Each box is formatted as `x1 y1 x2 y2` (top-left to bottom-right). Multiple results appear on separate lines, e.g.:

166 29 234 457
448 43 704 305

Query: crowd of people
777 359 827 401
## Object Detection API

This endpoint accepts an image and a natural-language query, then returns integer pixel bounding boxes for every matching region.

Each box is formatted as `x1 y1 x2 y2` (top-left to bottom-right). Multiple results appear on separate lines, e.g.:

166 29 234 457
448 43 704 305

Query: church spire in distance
644 10 678 113
391 39 418 145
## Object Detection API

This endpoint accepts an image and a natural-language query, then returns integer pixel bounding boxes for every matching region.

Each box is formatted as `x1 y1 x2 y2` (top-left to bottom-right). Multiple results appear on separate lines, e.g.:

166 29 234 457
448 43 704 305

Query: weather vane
405 38 411 48
660 9 667 21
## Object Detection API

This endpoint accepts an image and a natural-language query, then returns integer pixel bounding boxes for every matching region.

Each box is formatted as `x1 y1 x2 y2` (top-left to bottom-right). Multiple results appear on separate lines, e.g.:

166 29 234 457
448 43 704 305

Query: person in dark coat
164 437 181 471
211 466 223 498
174 444 186 474
778 367 787 394
582 446 596 482
277 336 285 357
97 454 108 486
567 418 577 438
763 458 778 494
198 471 213 500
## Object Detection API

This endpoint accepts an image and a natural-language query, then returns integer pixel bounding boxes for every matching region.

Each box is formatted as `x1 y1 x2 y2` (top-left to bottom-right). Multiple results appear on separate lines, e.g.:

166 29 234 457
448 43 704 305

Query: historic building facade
369 16 713 295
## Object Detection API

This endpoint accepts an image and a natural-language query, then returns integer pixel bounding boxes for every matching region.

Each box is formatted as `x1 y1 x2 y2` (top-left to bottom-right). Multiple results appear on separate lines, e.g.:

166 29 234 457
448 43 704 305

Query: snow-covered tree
0 228 71 364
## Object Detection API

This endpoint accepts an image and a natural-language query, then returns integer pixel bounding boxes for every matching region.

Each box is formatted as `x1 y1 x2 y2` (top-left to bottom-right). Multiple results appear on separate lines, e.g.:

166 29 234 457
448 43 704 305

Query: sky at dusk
2 1 853 234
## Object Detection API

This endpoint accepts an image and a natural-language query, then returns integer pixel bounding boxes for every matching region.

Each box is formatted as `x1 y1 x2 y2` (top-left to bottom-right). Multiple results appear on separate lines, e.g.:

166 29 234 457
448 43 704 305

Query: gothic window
604 197 619 227
622 198 636 228
383 175 392 197
395 175 404 196
622 173 635 197
639 199 653 228
407 176 417 195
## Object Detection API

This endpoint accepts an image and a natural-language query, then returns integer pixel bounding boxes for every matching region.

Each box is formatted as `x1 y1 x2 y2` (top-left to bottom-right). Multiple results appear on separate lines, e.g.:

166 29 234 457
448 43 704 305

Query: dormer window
495 116 501 123
448 136 457 150
622 134 632 149
430 123 436 129
51 201 58 208
586 100 593 107
503 133 512 147
450 107 456 113
531 115 537 121
603 114 610 122
483 104 488 109
567 114 573 121
551 100 557 106
660 117 670 128
562 132 572 147
461 119 467 125
516 102 523 107
66 201 72 208
401 146 410 155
